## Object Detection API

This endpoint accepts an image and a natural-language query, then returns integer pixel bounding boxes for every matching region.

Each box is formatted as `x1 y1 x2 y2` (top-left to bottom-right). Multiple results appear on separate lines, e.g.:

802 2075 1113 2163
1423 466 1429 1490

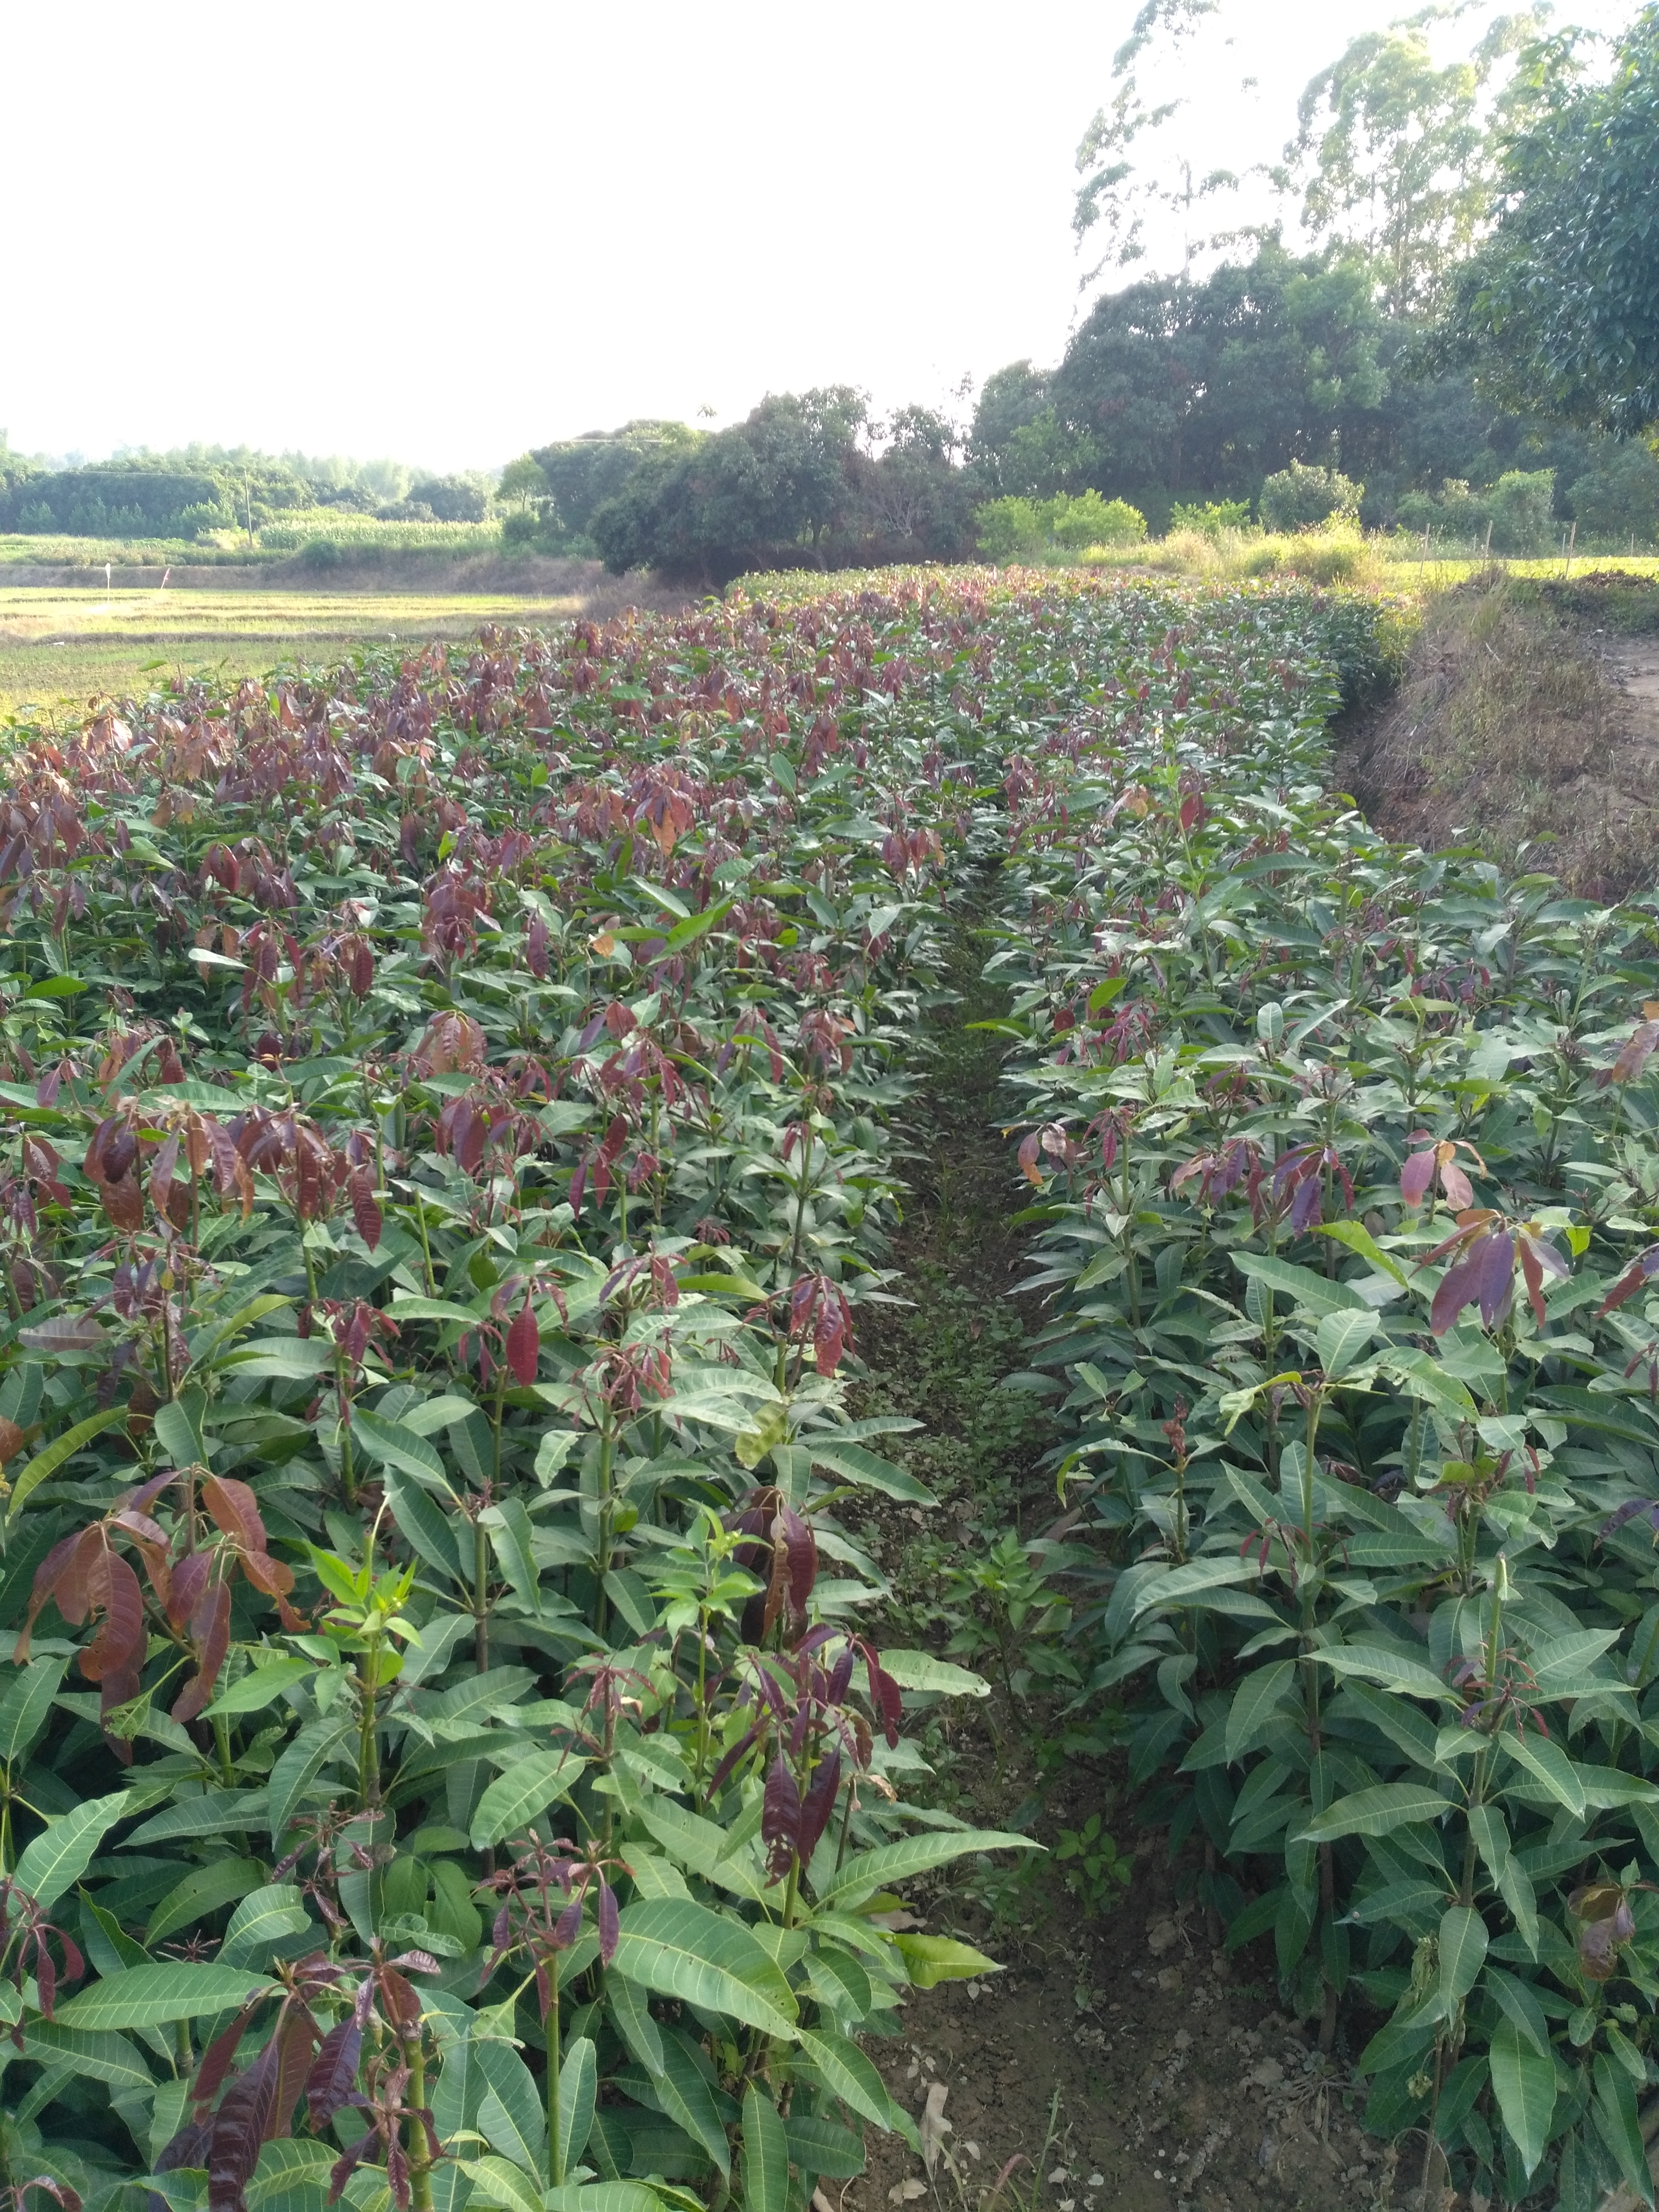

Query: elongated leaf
1489 2017 1555 2179
147 1856 265 1946
742 2083 789 2212
470 1750 584 1847
1295 1786 1449 1845
1225 1660 1297 1763
1316 1309 1378 1378
610 1900 797 2039
382 1465 464 1582
606 1971 664 2074
7 1408 125 1521
796 2028 918 2150
221 1339 334 1380
1129 1556 1259 1618
557 2034 597 2183
816 1829 1039 1909
55 1962 276 2029
23 2022 153 2088
891 1934 1003 1988
1594 2050 1653 2204
482 1497 542 1616
126 1789 270 1849
1502 1730 1587 1817
219 1884 312 1971
475 2034 544 2172
0 1654 69 1765
15 1789 130 1908
1313 1644 1459 1704
867 1650 988 1698
1437 1904 1488 2014
459 2157 543 2212
651 2028 731 2178
1231 1251 1363 1316
807 1440 930 1504
204 1658 313 1720
268 1716 354 1844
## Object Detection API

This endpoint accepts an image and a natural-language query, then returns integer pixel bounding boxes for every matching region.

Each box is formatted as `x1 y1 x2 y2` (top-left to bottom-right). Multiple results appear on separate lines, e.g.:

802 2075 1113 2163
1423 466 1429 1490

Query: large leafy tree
1429 6 1659 433
1047 241 1388 506
1282 12 1548 320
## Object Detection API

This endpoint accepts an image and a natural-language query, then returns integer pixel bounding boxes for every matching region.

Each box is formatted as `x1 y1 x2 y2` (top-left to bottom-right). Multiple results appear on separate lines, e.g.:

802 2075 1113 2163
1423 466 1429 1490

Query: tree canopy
1428 6 1659 434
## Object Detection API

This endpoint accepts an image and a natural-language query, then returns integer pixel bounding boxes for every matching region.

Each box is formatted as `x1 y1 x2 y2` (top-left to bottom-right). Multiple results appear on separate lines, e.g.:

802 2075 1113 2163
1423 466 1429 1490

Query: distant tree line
502 4 1659 582
0 441 493 540
500 237 1658 584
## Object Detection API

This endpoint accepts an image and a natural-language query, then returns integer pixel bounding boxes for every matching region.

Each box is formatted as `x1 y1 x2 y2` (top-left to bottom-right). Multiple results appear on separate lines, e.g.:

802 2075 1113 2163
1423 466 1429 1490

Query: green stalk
408 2033 435 2212
594 1415 616 1643
357 1636 381 1808
474 1515 491 1675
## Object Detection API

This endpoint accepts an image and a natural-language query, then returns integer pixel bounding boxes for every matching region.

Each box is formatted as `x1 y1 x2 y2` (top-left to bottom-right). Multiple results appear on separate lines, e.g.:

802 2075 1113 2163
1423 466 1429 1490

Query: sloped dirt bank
1335 569 1659 901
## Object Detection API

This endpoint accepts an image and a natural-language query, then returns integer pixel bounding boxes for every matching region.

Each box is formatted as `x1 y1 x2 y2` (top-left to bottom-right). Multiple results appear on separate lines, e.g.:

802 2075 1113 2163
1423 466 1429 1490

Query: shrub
1050 490 1146 549
298 535 344 569
1258 460 1363 532
974 496 1045 560
1168 499 1253 538
1486 467 1556 555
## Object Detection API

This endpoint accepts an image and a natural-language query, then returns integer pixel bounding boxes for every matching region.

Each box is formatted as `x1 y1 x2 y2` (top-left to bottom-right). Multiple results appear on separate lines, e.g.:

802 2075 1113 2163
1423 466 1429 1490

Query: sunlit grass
0 584 586 718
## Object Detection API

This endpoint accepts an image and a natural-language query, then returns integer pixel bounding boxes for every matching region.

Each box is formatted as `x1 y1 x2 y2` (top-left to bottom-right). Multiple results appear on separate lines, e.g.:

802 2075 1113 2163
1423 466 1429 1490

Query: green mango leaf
1502 1730 1588 1817
1225 1660 1298 1763
15 1789 130 1908
55 1962 276 2030
815 1830 1038 1911
877 1651 990 1699
891 1934 1003 1987
204 1658 313 1720
1437 1904 1488 2014
470 1750 585 1847
742 2082 790 2212
610 1900 798 2039
556 2034 598 2183
1593 2050 1653 2203
1295 1786 1449 1844
0 1655 69 1766
147 1857 266 1947
7 1408 127 1521
807 1440 931 1504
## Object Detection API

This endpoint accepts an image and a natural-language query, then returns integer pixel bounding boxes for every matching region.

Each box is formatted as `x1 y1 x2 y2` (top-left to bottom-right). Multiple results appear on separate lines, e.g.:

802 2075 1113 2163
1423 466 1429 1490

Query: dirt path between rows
842 893 1394 2212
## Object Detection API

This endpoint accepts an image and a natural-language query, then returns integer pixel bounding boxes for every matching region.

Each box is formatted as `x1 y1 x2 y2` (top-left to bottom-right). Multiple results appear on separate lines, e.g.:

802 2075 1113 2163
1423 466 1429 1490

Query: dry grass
1083 523 1391 590
1336 568 1659 900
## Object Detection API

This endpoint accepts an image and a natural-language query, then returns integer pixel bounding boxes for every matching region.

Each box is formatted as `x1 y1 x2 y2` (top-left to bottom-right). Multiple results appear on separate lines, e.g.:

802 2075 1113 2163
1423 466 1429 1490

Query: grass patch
0 583 590 718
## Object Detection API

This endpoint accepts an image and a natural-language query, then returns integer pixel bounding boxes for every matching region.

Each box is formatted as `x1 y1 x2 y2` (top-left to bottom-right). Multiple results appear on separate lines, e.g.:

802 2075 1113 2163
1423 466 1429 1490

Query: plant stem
408 2033 435 2212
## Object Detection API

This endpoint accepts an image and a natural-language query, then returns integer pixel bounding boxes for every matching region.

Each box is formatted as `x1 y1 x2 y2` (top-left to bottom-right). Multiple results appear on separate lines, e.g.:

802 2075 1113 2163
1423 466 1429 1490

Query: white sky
3 0 1636 473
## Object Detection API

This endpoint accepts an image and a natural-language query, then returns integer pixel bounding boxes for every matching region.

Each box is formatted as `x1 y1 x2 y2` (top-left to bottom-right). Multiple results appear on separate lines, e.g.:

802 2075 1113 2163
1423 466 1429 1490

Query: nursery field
2 567 1659 2212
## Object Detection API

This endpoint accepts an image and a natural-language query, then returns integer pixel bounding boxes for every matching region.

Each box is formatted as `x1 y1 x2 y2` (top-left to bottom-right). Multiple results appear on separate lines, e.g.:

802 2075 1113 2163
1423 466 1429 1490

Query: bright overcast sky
5 0 1637 472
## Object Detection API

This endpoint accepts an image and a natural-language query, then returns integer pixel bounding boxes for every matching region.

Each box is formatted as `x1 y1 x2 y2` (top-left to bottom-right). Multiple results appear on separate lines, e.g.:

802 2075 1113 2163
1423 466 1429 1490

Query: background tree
1282 12 1548 319
1428 6 1659 434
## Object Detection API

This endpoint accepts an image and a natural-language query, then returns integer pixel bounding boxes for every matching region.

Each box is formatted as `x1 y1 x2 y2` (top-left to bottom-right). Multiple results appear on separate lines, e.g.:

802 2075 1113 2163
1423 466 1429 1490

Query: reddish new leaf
348 1169 382 1252
798 1748 843 1865
761 1750 801 1880
173 1574 231 1723
207 2035 279 2212
305 2017 361 2127
506 1296 539 1388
